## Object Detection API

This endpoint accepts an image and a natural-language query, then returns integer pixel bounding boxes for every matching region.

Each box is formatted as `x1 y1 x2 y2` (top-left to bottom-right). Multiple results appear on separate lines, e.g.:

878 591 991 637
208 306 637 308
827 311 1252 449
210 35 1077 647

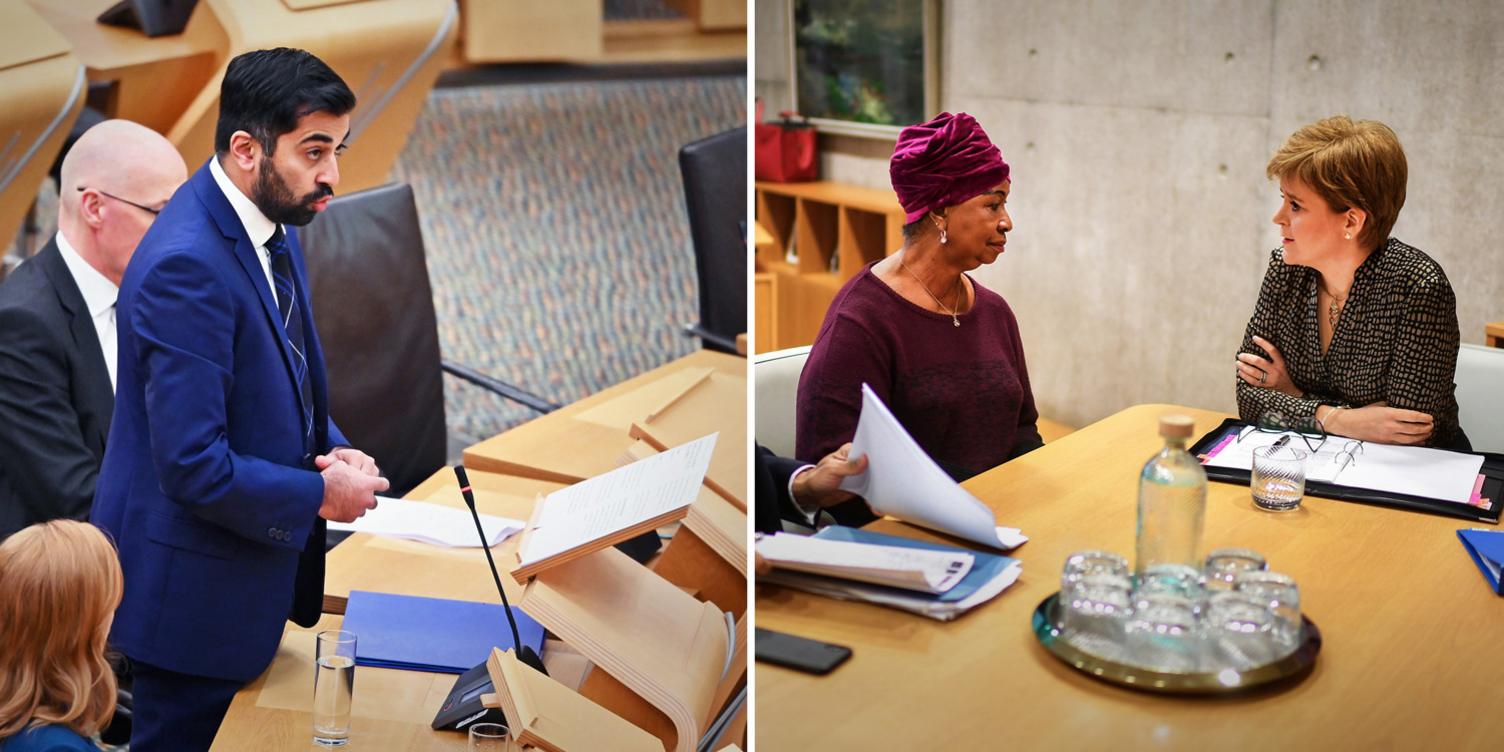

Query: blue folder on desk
1457 529 1504 595
812 525 1017 603
341 591 546 673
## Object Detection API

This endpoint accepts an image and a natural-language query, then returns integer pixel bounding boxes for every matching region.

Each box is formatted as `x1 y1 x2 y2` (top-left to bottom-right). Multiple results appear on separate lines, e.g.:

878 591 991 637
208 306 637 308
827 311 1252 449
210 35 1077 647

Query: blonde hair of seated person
0 520 123 738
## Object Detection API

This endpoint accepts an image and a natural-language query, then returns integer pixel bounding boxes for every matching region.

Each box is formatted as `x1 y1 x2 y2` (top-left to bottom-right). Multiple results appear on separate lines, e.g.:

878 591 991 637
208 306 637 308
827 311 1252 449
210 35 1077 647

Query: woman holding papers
1235 116 1466 449
796 112 1042 523
0 521 123 750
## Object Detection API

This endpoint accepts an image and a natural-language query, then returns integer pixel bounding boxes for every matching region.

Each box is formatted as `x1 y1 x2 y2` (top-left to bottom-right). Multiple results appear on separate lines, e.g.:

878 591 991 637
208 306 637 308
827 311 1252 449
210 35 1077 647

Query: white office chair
753 345 812 458
1456 343 1504 454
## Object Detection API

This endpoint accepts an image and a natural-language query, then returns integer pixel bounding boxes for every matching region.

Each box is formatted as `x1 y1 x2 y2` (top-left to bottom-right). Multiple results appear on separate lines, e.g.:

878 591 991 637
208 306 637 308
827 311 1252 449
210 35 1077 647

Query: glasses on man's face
1237 409 1327 453
78 186 161 216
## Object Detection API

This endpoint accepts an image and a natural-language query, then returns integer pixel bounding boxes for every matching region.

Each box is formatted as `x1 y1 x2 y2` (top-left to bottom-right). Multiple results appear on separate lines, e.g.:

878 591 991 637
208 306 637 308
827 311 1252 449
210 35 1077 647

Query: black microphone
455 465 547 676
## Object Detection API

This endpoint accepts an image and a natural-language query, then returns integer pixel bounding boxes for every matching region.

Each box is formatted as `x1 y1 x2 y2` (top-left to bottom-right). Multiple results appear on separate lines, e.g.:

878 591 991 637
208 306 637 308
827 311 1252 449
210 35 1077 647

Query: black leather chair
678 127 747 353
297 183 558 499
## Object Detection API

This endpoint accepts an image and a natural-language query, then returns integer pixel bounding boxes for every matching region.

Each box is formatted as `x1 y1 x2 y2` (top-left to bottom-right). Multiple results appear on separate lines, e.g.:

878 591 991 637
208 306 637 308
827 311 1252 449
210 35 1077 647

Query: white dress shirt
208 155 281 300
54 231 119 393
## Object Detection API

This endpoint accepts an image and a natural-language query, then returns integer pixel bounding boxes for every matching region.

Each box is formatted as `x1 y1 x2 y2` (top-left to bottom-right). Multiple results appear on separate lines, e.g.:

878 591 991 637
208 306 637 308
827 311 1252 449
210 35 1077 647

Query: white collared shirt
54 230 119 393
208 155 280 300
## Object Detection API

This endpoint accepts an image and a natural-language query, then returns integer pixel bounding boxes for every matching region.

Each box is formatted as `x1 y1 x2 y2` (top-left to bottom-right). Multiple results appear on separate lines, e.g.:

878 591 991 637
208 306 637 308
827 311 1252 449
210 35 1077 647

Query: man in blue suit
92 48 389 750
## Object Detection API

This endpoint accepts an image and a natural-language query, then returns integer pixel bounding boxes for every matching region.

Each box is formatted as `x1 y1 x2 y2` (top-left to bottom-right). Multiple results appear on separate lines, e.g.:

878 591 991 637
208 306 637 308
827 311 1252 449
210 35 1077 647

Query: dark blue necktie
265 226 314 447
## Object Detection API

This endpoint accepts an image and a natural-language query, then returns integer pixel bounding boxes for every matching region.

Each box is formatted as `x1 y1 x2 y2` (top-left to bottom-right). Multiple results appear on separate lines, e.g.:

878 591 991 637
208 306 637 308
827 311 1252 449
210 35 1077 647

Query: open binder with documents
1192 418 1502 523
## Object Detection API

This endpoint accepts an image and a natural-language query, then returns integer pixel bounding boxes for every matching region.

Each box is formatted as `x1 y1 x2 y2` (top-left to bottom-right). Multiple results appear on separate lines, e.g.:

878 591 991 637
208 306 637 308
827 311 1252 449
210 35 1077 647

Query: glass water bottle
1135 415 1208 582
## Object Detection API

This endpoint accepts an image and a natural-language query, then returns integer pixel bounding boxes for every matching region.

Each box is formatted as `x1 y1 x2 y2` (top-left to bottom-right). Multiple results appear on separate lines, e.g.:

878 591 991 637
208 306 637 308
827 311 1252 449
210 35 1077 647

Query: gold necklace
899 256 963 326
1322 284 1349 328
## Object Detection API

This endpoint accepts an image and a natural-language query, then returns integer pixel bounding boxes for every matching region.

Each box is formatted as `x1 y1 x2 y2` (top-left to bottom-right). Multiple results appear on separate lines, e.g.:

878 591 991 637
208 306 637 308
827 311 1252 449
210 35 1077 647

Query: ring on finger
1258 370 1266 385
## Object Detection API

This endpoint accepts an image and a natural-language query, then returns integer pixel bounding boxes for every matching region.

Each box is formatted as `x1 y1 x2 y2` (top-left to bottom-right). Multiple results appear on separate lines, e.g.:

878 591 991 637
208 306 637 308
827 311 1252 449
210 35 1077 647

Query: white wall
756 0 1504 429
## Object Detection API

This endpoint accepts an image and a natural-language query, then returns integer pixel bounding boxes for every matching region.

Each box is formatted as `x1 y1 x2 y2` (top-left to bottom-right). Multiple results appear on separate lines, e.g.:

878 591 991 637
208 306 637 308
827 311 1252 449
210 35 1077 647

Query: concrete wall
755 0 1504 430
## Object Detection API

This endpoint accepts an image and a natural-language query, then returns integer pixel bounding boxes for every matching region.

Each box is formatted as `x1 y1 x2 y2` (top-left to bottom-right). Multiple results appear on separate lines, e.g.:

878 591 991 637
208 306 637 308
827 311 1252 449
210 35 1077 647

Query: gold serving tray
1032 592 1322 694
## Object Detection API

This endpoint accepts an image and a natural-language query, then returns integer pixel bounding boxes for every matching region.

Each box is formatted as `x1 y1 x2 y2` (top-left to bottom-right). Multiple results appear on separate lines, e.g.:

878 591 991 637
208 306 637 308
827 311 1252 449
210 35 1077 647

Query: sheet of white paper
520 433 717 565
756 533 974 594
1204 430 1483 503
326 498 524 548
837 384 1027 550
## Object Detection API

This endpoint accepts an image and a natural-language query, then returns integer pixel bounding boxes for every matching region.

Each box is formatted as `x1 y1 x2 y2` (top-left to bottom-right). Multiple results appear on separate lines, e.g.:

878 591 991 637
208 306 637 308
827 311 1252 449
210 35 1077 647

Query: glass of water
313 630 357 746
1251 445 1308 511
469 722 511 751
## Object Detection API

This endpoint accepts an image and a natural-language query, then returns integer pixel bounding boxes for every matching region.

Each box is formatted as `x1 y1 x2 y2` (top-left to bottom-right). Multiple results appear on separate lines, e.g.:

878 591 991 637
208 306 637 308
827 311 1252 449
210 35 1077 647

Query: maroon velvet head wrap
890 112 1010 224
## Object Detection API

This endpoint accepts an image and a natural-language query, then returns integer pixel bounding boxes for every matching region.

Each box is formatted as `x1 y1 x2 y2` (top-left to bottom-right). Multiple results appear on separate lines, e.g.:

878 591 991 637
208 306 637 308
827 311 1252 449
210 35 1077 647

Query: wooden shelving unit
754 181 907 351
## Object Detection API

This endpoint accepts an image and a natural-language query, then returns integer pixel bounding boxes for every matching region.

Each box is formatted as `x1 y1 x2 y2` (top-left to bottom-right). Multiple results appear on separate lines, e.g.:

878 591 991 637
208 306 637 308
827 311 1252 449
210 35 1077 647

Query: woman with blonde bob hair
1234 115 1465 449
0 520 123 750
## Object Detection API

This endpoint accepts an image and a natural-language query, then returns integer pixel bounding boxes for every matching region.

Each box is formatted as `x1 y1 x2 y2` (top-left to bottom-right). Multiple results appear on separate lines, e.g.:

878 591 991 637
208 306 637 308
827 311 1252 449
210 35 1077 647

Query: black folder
1190 418 1502 524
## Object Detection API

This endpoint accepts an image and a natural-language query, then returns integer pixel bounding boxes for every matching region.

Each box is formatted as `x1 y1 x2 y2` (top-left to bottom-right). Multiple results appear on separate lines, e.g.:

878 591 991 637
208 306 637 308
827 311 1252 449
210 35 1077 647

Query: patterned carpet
391 75 746 445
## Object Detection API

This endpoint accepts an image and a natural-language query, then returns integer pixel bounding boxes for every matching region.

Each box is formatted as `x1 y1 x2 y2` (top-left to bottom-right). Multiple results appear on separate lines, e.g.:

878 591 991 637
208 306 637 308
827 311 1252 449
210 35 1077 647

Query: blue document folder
341 590 546 673
1457 528 1504 595
812 526 1019 603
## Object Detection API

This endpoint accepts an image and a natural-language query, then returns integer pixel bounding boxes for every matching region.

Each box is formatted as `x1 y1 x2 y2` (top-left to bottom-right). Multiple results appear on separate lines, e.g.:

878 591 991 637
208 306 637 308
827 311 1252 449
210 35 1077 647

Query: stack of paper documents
757 527 1023 621
326 498 524 548
757 532 974 594
341 591 546 673
838 384 1028 549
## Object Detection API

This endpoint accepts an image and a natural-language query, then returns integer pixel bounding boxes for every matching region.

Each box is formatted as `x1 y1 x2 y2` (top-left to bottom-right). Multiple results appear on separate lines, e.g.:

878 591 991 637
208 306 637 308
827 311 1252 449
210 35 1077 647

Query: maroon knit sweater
795 264 1043 481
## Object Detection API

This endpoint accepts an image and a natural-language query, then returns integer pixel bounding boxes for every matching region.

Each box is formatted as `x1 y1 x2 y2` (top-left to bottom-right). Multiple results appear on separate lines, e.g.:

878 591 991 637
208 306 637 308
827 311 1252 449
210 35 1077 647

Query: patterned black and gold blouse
1236 238 1464 449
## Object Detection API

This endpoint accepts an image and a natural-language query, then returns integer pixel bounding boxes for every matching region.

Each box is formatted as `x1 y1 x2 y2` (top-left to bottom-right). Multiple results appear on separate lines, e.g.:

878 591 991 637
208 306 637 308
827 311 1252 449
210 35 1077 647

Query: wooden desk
211 612 469 751
322 469 565 614
756 404 1502 749
463 349 745 486
213 467 553 750
27 0 224 134
1486 321 1503 348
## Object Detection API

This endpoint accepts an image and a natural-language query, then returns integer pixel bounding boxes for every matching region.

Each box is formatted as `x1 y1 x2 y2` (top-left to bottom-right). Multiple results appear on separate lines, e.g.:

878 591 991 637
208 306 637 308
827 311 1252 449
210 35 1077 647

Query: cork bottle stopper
1159 414 1195 439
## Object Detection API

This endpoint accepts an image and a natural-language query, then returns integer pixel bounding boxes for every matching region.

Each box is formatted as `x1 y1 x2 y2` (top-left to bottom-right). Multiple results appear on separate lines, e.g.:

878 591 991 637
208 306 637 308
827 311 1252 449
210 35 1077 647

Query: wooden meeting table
755 404 1500 749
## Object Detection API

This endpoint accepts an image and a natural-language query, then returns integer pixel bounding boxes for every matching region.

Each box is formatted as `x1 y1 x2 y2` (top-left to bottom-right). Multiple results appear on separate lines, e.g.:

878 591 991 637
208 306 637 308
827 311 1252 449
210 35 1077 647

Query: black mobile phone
755 627 852 675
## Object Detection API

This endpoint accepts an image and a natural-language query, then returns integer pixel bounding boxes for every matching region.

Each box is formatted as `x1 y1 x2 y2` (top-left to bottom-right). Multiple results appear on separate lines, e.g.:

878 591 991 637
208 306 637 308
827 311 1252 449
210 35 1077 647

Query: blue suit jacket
92 159 348 682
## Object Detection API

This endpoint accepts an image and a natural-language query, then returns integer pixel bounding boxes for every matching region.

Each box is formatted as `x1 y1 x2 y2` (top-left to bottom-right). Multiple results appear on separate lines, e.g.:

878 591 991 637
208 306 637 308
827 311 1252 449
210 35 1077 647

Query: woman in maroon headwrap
795 112 1042 521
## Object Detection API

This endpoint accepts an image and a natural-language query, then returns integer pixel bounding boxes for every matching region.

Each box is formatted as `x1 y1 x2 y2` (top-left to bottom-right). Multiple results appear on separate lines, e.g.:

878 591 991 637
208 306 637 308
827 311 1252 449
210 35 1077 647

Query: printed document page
520 433 717 565
838 384 1026 549
327 498 524 548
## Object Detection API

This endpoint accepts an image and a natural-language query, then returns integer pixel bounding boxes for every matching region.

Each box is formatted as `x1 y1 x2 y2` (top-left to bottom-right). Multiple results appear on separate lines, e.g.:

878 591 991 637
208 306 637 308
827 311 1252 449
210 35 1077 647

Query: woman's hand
1325 401 1434 445
1237 336 1301 397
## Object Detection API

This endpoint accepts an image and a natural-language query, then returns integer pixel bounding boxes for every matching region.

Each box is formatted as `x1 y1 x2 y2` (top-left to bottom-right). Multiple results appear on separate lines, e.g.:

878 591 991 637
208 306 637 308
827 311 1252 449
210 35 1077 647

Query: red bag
755 108 818 183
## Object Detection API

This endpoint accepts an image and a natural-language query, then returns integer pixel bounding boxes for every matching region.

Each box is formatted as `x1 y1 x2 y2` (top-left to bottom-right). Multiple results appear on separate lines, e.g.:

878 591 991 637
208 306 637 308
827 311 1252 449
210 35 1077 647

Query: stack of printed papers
757 526 1022 621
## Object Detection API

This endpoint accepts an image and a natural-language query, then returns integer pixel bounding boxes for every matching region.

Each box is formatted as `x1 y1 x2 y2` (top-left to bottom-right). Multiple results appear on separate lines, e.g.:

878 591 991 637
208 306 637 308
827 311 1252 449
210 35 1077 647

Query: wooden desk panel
27 0 224 134
1487 321 1503 348
463 349 745 485
755 403 1502 750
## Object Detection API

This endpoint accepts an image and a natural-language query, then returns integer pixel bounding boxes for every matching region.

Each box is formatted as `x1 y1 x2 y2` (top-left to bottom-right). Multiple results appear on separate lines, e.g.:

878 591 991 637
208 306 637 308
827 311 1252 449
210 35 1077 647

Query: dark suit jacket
92 159 347 682
755 444 813 535
0 239 114 540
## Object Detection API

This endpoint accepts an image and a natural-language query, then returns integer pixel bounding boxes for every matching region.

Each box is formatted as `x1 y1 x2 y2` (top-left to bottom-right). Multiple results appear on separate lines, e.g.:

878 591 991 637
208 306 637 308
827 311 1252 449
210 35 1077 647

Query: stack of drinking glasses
1057 548 1304 673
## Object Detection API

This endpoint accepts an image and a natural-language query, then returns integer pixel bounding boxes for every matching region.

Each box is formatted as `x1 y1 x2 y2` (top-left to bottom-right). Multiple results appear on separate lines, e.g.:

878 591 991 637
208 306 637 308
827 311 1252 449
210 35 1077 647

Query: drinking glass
1251 445 1308 511
1203 547 1268 591
469 722 511 752
1134 562 1202 600
1060 573 1132 659
1204 591 1278 668
1235 570 1302 648
1060 550 1129 592
313 630 357 746
1124 593 1201 672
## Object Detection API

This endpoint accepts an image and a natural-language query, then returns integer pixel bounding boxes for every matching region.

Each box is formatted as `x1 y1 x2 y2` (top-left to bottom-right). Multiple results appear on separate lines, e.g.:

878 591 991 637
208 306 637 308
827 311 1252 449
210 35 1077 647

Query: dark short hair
214 48 356 155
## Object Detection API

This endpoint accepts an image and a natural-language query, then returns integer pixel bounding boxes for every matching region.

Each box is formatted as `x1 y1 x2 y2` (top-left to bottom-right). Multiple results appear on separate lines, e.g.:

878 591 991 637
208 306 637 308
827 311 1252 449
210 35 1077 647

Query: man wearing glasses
0 119 187 540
